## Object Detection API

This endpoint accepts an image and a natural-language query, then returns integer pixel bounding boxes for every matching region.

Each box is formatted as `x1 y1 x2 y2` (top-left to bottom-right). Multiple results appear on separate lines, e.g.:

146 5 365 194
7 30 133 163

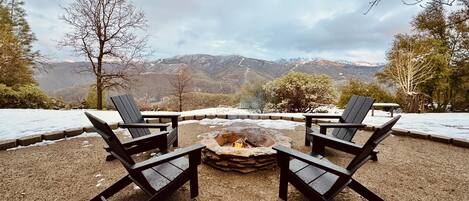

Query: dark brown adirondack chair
274 115 400 201
304 95 374 145
110 94 180 160
85 112 205 201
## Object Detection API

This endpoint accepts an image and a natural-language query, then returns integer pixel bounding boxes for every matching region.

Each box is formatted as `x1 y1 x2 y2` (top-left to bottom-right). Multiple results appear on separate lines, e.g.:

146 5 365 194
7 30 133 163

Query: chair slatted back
332 95 374 141
111 94 151 138
346 115 400 173
339 95 358 121
85 112 135 166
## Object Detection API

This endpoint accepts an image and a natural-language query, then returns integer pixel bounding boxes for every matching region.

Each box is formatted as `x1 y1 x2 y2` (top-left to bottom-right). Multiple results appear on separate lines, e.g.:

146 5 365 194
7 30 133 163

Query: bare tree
168 67 192 112
384 50 434 111
60 0 149 110
365 0 469 23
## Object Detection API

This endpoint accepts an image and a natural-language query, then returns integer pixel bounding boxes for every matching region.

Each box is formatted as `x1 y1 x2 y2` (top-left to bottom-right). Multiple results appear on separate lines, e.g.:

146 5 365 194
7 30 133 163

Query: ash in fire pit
216 131 275 148
199 125 292 173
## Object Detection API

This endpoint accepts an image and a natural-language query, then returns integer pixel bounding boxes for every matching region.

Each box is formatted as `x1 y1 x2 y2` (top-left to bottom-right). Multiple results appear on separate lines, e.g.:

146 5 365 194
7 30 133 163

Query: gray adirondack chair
85 112 204 201
274 115 400 201
109 94 180 160
304 95 374 146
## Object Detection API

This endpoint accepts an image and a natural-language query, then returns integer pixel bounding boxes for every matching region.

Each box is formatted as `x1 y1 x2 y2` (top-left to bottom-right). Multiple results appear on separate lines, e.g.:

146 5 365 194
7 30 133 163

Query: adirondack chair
85 112 205 201
304 95 374 146
110 94 180 160
274 115 400 201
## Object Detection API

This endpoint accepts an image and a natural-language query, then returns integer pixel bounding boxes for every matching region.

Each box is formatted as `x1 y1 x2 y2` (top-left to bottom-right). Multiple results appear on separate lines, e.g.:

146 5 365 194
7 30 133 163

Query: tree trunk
405 94 420 113
178 94 182 112
96 75 103 110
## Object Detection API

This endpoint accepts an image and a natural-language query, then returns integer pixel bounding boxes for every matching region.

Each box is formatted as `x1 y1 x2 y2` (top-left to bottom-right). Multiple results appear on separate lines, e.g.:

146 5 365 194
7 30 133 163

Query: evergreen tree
0 1 52 108
2 0 37 60
0 2 35 86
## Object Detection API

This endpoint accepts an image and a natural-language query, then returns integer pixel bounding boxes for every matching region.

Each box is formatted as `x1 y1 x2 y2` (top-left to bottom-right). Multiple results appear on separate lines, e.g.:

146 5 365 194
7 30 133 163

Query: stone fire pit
199 125 292 173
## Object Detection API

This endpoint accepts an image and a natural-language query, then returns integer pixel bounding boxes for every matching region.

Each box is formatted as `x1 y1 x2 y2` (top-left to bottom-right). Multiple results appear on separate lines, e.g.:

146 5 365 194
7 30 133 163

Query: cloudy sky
23 0 423 63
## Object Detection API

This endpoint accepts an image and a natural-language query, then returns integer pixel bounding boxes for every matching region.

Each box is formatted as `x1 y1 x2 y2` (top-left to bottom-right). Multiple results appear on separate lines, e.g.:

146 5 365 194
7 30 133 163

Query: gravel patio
1 123 468 201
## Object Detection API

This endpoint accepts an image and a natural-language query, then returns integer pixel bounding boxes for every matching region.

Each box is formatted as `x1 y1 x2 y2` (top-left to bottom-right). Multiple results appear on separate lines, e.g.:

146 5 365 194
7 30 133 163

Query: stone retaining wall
0 123 117 150
1 114 469 150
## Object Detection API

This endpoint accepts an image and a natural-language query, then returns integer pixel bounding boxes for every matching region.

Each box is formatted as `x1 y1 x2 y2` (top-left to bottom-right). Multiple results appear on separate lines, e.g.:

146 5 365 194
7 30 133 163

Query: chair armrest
131 144 205 172
318 123 366 128
315 123 366 134
121 131 169 147
119 123 170 129
273 145 351 177
105 131 169 152
142 114 180 119
142 114 180 128
310 133 363 155
303 114 342 119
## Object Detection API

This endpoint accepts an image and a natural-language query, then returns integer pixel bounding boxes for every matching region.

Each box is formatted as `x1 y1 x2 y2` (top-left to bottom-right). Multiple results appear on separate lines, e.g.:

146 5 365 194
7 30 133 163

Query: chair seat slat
308 172 340 195
289 158 309 172
294 163 327 184
142 168 171 191
169 157 190 171
152 160 185 181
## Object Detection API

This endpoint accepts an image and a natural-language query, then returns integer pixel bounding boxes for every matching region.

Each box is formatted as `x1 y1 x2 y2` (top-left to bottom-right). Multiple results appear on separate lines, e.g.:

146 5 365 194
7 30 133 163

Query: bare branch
168 67 193 112
385 50 434 94
59 0 150 109
366 0 468 21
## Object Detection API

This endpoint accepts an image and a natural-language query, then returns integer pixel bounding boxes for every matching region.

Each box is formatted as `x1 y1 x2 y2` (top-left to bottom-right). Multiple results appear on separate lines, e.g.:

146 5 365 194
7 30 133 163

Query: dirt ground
1 123 469 201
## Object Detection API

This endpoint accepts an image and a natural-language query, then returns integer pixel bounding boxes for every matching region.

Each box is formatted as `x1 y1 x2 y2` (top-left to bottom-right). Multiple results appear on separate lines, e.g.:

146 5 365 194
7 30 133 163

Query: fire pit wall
200 126 292 173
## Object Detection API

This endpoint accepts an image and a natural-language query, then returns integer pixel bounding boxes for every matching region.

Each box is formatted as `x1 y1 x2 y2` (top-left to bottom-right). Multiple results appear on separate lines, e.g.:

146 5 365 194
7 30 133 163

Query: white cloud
23 0 423 62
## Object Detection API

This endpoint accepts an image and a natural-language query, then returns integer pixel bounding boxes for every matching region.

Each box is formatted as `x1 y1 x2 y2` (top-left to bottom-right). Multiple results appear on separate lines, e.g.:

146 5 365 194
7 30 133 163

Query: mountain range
35 54 384 102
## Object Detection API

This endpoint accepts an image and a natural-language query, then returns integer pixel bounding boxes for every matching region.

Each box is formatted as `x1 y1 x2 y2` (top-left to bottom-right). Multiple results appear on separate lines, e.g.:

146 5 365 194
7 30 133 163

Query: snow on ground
141 107 253 116
183 118 303 130
0 108 281 140
179 107 252 116
1 108 468 140
0 109 120 140
363 110 469 139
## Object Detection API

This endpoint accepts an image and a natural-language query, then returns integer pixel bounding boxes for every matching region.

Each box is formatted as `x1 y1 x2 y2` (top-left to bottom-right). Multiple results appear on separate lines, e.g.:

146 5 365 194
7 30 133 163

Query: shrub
0 84 52 108
337 79 395 108
83 86 106 109
239 80 268 113
134 99 155 111
264 72 336 112
0 84 18 107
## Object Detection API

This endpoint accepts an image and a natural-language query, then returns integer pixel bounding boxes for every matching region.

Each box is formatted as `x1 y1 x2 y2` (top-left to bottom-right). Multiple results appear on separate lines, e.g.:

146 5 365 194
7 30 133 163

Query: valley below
35 54 384 103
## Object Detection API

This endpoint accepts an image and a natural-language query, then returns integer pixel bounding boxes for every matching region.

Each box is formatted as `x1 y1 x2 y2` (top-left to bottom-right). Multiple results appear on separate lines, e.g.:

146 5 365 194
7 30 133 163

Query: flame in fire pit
232 137 247 148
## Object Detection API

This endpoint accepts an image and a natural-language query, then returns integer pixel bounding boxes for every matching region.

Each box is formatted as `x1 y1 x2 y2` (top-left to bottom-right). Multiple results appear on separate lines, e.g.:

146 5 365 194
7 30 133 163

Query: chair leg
370 151 378 161
105 154 115 161
279 173 288 200
173 138 178 147
278 153 289 200
348 179 383 201
190 166 199 198
305 118 312 146
311 141 325 156
90 175 132 201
